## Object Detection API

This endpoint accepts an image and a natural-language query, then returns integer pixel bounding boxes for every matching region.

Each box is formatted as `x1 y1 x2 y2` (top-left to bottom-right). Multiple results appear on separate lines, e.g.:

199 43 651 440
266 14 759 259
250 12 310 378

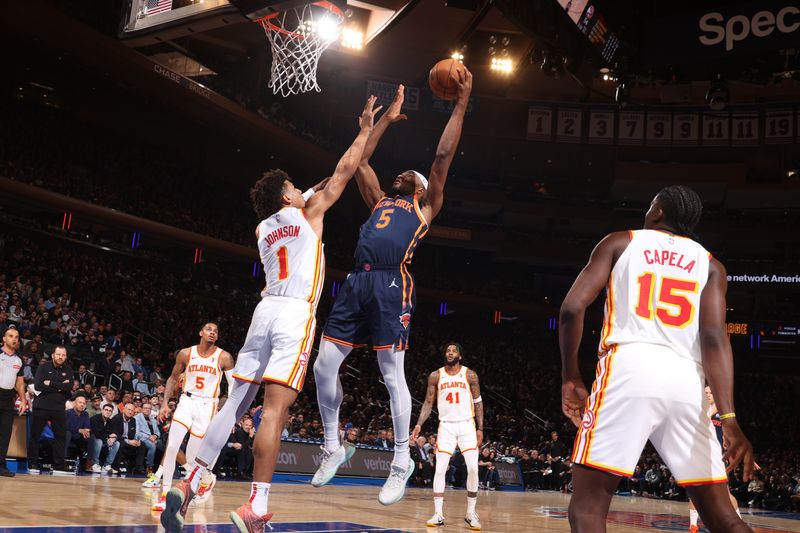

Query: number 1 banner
618 112 645 145
672 112 699 146
731 111 759 146
556 108 582 143
588 109 615 144
527 107 553 141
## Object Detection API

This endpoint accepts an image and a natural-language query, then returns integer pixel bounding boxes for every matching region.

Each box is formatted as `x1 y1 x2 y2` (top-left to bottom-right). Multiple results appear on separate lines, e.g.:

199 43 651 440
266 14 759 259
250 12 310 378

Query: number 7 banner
618 112 644 145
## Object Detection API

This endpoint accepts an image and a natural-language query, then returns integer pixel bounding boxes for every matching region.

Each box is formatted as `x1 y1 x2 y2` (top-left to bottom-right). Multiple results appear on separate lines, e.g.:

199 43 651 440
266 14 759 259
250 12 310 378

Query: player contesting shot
559 185 756 533
311 68 473 506
160 95 382 533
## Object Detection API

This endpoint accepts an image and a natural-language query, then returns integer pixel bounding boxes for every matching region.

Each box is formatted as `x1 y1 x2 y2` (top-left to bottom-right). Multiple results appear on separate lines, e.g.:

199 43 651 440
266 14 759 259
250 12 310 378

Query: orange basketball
428 59 467 100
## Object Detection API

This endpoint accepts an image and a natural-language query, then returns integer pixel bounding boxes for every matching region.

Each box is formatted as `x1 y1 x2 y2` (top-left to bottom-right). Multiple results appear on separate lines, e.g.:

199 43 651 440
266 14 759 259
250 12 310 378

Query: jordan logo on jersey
399 313 411 329
389 278 399 288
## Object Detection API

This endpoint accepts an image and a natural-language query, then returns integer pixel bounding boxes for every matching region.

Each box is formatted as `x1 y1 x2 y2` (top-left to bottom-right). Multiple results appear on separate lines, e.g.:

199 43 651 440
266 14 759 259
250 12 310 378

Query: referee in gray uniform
0 326 27 477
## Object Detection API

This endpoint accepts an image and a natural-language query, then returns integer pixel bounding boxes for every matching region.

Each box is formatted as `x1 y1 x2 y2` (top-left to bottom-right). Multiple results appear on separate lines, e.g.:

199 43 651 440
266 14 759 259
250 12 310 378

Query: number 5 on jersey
375 209 394 229
635 273 698 328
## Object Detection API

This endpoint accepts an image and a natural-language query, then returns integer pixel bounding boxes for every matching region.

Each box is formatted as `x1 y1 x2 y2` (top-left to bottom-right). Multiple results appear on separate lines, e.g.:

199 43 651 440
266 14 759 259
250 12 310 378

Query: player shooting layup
150 322 234 511
160 96 382 533
412 342 483 530
311 69 473 506
560 185 756 533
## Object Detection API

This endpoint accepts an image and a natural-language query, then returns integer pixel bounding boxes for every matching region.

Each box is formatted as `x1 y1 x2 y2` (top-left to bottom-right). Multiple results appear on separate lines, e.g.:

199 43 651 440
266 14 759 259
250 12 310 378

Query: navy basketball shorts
323 267 414 351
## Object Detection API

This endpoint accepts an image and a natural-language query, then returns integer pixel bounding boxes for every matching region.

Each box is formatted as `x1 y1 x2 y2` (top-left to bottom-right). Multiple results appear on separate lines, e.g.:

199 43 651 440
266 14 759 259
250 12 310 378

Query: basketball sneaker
91 464 103 474
197 472 217 498
160 480 195 533
229 502 273 533
378 458 415 506
464 512 482 531
311 443 356 487
688 526 698 533
151 492 166 512
142 472 161 488
426 513 445 527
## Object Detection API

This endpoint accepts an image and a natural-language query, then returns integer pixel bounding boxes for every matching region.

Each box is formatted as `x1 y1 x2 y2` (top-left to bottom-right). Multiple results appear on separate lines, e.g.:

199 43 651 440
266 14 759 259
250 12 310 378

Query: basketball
428 59 467 100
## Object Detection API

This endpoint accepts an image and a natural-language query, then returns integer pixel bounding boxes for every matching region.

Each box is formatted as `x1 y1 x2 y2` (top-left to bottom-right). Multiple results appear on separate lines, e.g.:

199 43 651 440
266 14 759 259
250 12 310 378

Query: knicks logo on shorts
582 409 596 430
399 313 411 329
298 352 309 367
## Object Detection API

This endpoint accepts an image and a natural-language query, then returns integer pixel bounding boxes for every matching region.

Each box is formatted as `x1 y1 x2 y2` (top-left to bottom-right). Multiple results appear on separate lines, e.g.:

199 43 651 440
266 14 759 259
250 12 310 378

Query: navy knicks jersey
355 194 429 266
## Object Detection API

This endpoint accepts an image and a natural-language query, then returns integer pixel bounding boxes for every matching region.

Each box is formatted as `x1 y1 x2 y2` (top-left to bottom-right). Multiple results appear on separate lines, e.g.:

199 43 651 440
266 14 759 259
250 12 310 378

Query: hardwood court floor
0 474 798 533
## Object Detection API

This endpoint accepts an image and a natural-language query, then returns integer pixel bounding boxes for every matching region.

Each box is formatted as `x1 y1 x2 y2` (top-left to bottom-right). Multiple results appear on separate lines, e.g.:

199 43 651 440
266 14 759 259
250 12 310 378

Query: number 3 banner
588 109 615 144
556 108 582 143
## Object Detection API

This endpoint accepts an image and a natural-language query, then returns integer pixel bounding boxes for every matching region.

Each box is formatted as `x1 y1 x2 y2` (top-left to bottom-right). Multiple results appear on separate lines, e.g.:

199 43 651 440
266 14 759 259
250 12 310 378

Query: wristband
719 412 736 420
302 188 316 201
473 396 482 404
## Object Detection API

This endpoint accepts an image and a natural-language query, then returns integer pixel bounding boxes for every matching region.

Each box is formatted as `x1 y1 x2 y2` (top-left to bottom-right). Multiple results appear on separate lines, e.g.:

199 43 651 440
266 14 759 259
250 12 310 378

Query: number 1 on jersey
277 246 289 280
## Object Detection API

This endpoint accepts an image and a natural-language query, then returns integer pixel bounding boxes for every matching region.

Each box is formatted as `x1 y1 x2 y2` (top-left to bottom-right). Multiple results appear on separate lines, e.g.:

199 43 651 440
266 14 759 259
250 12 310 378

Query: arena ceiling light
706 75 730 111
491 57 513 73
341 28 364 50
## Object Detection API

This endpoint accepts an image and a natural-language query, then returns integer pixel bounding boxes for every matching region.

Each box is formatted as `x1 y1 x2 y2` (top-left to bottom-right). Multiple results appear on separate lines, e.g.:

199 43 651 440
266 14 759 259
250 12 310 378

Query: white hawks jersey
599 229 711 364
257 207 325 306
183 345 223 399
437 366 474 422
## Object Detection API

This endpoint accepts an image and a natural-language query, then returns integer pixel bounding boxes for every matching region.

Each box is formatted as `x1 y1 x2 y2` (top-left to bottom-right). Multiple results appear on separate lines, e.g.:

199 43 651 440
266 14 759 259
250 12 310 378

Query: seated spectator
65 394 91 469
410 436 433 487
132 371 151 396
220 416 255 479
89 404 120 472
134 402 162 474
478 448 499 490
86 394 103 417
112 402 145 474
748 473 766 508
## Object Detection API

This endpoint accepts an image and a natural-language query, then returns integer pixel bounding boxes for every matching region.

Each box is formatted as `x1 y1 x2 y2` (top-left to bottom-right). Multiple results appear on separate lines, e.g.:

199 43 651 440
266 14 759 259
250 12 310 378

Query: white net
258 2 344 97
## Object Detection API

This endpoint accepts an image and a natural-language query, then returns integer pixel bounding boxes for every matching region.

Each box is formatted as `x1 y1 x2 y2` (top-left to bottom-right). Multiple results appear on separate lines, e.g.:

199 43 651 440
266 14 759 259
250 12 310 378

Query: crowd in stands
2 229 798 510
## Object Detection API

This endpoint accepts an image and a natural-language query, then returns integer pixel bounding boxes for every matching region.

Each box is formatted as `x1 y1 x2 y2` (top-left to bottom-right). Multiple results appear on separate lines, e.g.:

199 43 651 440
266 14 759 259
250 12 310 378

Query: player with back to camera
412 342 483 530
311 67 473 506
560 185 755 533
149 322 235 511
160 95 382 533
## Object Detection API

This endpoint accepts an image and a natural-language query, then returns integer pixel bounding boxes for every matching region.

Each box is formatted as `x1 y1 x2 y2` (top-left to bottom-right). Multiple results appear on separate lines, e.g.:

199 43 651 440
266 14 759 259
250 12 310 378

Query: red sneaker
688 526 699 533
229 502 273 533
160 480 196 532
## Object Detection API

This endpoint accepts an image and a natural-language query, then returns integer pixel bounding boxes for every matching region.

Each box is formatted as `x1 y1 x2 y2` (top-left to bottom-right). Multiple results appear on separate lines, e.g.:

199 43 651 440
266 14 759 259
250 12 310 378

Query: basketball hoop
255 1 344 97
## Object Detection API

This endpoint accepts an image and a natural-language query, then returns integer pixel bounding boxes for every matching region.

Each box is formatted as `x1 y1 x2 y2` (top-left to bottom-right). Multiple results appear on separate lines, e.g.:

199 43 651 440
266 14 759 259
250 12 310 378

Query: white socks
689 509 699 526
467 496 477 514
376 348 412 468
186 464 206 492
249 482 271 516
314 340 350 454
434 496 443 515
154 465 163 479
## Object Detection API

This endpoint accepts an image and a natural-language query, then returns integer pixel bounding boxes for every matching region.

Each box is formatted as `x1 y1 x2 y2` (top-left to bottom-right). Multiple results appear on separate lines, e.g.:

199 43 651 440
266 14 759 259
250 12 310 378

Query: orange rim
255 1 344 39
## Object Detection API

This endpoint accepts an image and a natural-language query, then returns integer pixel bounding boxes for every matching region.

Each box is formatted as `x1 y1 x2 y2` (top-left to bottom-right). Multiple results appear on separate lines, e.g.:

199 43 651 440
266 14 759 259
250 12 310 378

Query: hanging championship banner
764 108 794 144
588 109 615 144
646 112 672 146
527 107 553 141
618 112 645 145
556 108 583 143
672 112 700 146
731 110 759 146
702 112 730 146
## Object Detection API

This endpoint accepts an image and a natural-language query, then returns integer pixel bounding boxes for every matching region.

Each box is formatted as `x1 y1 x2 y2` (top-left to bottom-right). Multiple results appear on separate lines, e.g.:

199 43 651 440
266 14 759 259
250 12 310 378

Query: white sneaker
378 458 415 506
103 465 113 474
311 444 355 487
91 464 103 473
464 512 482 531
142 473 161 487
426 513 445 527
151 493 166 512
27 467 40 475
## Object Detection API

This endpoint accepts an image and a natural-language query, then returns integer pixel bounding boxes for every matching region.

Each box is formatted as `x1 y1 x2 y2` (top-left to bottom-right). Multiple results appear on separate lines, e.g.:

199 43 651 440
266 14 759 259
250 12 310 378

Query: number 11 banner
731 111 759 146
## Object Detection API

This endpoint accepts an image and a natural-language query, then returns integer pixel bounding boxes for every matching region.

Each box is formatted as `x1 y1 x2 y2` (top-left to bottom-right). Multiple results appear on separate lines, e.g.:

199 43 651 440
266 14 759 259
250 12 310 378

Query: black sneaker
52 466 76 476
28 463 41 475
0 468 14 478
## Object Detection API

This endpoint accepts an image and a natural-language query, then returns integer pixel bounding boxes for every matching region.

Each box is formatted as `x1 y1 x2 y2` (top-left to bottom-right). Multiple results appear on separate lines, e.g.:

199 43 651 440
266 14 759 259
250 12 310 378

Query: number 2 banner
556 108 582 143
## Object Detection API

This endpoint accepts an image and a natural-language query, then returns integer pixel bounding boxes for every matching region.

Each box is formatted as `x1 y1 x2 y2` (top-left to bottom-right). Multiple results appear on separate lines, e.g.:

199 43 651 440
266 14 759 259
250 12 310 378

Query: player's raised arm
559 231 628 427
355 84 408 209
159 349 189 422
699 258 755 480
411 371 439 441
422 68 472 221
305 96 381 219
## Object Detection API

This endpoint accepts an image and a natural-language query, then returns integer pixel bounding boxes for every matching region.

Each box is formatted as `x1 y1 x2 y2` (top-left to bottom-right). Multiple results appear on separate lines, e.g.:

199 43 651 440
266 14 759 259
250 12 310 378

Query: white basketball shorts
171 394 218 438
571 342 727 486
232 296 316 392
436 419 478 455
